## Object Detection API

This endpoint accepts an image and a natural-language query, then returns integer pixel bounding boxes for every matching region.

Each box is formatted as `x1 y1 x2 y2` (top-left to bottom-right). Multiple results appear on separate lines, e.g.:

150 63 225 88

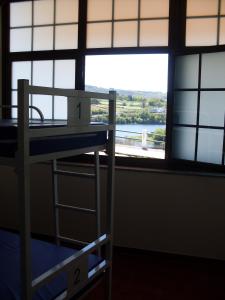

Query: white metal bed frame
0 79 116 300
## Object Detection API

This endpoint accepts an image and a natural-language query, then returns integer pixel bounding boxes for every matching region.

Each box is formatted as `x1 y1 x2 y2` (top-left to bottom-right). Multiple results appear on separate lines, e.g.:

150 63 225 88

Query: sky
85 54 168 93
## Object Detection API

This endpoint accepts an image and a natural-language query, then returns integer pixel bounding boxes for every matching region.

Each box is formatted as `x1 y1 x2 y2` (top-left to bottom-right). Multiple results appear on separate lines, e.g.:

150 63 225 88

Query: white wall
1 163 225 260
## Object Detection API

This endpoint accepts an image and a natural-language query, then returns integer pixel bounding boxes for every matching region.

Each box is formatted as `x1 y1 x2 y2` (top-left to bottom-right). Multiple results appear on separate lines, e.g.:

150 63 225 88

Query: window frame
2 0 225 173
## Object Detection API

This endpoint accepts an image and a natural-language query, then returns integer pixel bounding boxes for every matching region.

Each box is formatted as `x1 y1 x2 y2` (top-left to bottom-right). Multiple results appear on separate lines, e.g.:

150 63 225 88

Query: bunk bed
0 79 116 300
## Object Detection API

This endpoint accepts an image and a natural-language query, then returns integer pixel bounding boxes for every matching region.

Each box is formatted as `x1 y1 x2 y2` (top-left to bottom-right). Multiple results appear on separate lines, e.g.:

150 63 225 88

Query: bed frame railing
15 80 116 300
32 234 110 299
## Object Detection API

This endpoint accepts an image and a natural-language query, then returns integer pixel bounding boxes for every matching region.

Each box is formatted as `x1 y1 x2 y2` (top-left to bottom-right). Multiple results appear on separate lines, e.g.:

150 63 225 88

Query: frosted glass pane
220 18 225 45
12 91 32 118
10 28 32 52
114 0 138 20
114 21 137 47
56 0 78 23
10 1 32 27
54 96 67 119
199 92 225 127
222 0 225 14
33 61 53 87
54 60 75 88
34 0 54 25
33 27 53 51
88 0 112 21
33 95 52 119
12 91 17 118
187 0 218 16
141 0 169 18
174 55 199 89
186 18 217 46
12 61 31 90
197 129 223 164
173 92 198 125
140 20 168 46
172 127 196 161
201 52 225 88
87 23 112 48
55 25 78 49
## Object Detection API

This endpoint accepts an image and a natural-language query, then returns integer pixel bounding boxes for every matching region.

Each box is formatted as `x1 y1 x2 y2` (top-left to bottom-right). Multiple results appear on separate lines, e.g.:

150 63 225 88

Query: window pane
173 92 198 125
10 1 32 27
114 21 137 47
172 127 196 161
220 18 225 45
114 0 138 20
12 61 31 90
34 0 54 25
33 61 53 87
187 0 218 16
55 25 78 49
12 91 17 118
33 95 53 119
87 23 112 48
87 0 112 21
186 18 217 46
141 0 169 18
56 0 79 23
54 96 67 119
12 91 32 118
201 52 225 88
33 26 54 51
10 28 32 52
199 92 225 127
54 60 76 88
222 0 225 14
197 129 223 164
174 54 199 89
140 20 168 46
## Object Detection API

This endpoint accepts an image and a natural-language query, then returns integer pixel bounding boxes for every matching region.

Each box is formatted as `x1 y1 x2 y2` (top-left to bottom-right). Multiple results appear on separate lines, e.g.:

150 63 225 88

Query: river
116 124 166 137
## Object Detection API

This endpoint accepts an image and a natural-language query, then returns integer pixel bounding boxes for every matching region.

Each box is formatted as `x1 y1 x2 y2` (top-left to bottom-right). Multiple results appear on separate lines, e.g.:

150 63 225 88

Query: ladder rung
58 235 89 247
54 170 95 178
56 203 96 214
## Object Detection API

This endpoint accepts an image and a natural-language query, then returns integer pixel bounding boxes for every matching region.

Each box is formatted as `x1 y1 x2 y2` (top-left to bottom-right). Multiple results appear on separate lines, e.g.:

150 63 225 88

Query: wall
0 163 225 260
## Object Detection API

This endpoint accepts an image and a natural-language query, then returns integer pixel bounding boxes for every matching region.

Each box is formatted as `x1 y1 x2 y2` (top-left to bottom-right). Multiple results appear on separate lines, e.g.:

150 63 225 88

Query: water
116 124 166 137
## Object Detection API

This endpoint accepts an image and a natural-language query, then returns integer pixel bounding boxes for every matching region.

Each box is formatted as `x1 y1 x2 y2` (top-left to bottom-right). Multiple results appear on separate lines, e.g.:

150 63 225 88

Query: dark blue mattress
0 120 107 157
0 229 102 300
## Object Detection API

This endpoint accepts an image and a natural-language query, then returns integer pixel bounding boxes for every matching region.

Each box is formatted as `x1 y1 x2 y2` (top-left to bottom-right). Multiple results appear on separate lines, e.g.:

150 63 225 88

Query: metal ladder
51 151 101 248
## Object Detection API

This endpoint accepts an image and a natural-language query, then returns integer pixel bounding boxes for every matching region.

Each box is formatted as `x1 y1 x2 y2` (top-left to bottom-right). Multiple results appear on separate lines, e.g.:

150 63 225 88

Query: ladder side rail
52 160 60 245
17 79 32 300
95 151 101 256
105 90 116 300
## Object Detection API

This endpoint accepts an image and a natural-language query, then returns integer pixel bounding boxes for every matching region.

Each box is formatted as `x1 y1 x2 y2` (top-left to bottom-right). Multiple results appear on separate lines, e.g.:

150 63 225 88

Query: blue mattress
0 120 107 157
0 229 102 300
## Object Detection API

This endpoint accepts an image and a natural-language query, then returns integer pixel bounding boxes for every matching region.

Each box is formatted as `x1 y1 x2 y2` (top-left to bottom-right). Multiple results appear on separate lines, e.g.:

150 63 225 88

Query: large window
3 0 225 170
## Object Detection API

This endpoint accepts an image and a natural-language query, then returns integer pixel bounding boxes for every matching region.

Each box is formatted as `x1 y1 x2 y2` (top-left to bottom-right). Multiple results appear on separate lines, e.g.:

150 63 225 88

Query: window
12 60 76 119
173 52 225 165
85 54 168 159
3 0 225 171
186 0 225 46
87 0 169 48
10 0 79 52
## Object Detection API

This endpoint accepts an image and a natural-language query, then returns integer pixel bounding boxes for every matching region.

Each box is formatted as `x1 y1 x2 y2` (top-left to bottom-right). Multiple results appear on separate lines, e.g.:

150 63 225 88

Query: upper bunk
0 80 116 166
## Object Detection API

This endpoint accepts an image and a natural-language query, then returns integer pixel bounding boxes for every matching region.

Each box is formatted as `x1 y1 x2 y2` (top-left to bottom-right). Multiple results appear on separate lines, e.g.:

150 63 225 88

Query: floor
85 248 225 300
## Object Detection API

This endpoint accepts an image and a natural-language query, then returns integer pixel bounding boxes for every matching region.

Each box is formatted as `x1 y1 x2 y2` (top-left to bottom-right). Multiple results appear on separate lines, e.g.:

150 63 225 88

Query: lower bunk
0 229 108 300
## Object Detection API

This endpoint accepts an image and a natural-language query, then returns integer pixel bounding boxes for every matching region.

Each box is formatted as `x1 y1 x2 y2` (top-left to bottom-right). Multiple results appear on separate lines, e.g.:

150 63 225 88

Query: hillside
85 85 167 100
